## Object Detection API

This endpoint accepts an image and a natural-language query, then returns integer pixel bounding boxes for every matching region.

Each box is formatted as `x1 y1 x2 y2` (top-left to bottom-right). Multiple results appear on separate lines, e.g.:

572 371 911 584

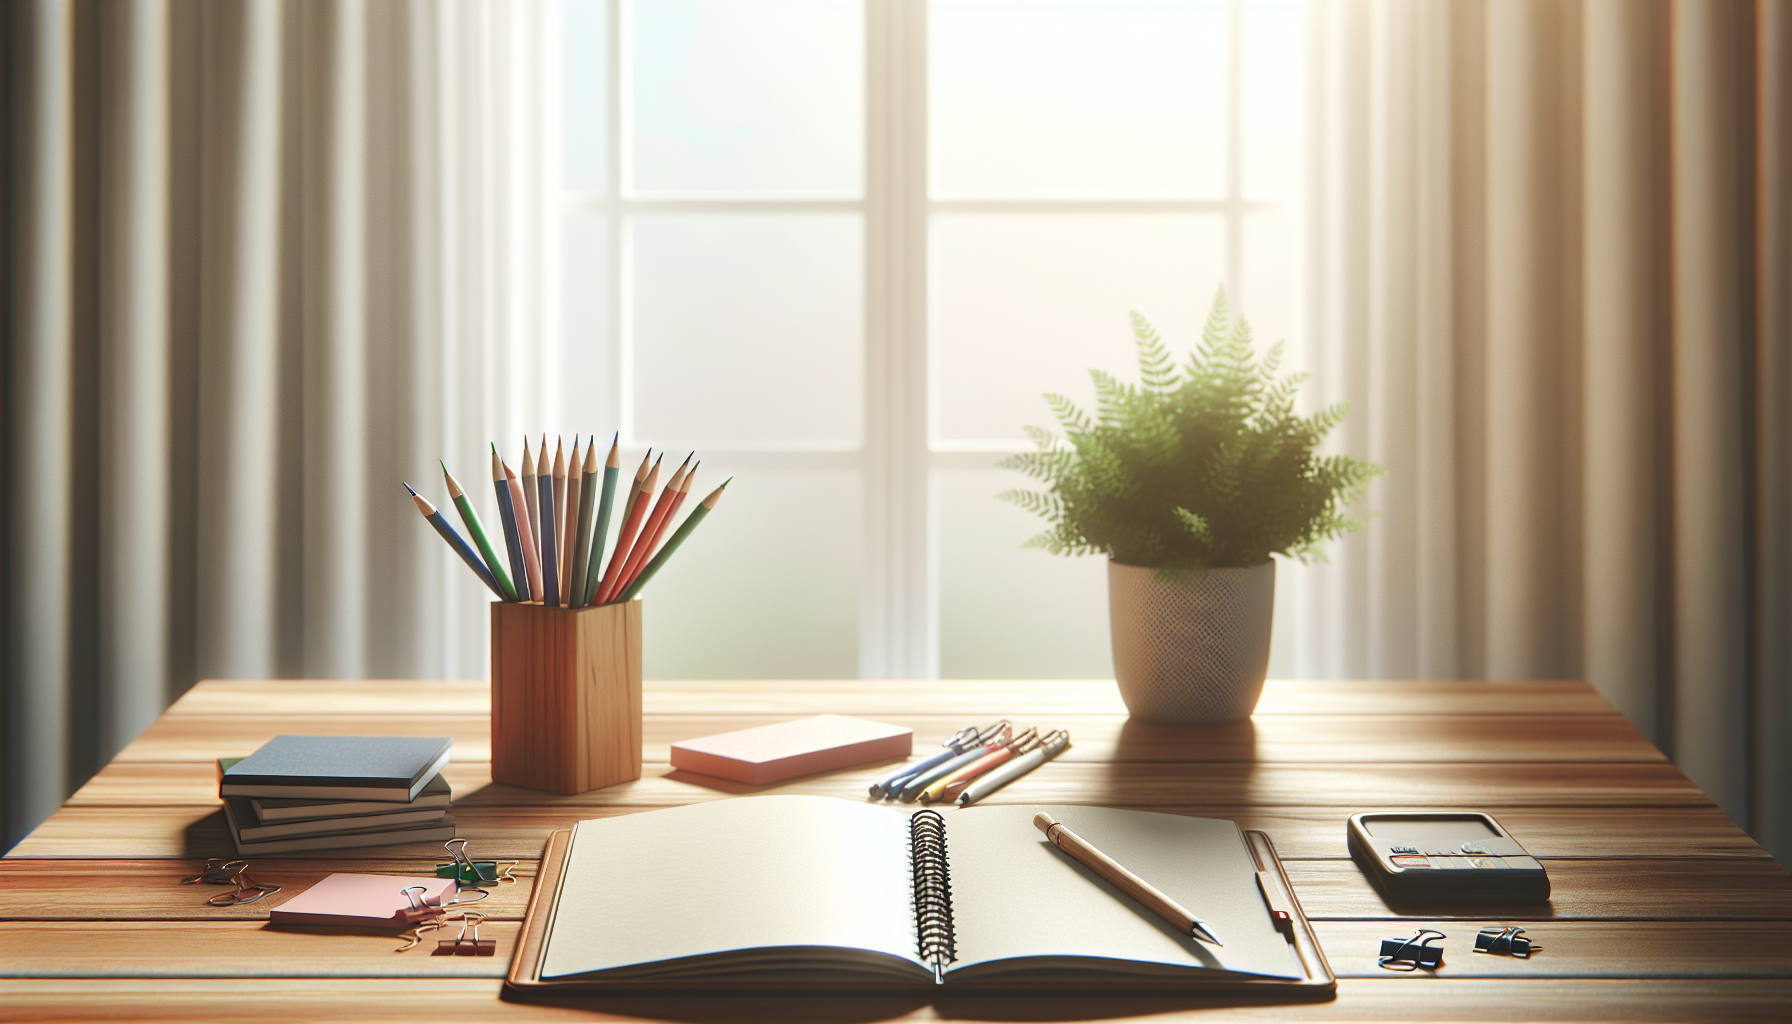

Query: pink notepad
269 873 456 928
670 715 913 785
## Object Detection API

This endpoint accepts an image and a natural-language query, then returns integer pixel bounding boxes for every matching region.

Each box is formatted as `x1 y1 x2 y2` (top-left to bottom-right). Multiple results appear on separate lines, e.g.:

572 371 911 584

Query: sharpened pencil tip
403 481 418 496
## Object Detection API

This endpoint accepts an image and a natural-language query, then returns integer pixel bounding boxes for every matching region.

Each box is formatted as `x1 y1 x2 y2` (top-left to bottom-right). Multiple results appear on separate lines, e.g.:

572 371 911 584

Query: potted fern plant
1000 288 1382 725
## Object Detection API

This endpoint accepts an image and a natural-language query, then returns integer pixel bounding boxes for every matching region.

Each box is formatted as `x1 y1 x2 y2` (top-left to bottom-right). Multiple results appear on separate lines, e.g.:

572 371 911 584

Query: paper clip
1474 925 1541 958
1377 928 1446 971
432 911 496 956
181 859 244 885
435 839 514 886
205 861 281 906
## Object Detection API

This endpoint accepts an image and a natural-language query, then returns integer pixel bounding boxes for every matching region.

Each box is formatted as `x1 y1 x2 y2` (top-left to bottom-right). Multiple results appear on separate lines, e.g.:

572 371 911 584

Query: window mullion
863 0 932 679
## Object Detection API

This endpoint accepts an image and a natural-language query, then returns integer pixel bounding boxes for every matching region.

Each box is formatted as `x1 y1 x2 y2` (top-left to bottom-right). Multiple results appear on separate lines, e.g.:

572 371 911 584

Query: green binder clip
435 838 515 886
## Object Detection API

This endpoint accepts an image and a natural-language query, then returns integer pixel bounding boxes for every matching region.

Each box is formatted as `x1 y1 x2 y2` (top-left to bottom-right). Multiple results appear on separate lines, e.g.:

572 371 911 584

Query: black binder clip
1377 928 1446 971
1474 925 1541 958
435 839 515 886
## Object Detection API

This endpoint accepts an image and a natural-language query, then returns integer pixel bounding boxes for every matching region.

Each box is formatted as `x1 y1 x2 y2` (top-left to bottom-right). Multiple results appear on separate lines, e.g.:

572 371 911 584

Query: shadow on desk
1112 716 1258 763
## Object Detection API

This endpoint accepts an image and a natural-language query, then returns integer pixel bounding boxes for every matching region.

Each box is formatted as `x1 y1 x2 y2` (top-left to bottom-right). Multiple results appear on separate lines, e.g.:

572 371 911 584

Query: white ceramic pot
1107 559 1275 725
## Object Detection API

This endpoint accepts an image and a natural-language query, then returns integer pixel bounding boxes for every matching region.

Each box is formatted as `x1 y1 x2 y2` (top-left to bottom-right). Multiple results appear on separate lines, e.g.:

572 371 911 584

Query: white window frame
564 0 1286 679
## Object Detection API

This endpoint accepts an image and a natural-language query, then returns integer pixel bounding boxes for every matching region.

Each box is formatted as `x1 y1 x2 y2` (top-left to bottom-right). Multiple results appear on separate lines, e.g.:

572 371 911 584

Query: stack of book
217 735 457 854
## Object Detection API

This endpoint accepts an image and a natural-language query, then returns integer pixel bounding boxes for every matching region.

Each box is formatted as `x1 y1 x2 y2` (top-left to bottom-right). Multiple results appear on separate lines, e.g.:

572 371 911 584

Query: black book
221 735 452 801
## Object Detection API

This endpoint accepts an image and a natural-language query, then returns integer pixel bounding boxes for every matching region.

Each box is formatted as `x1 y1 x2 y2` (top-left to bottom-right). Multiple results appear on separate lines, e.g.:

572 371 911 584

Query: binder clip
435 839 515 886
205 861 281 906
396 886 447 926
181 859 245 886
432 911 496 956
1377 928 1446 971
1474 925 1541 958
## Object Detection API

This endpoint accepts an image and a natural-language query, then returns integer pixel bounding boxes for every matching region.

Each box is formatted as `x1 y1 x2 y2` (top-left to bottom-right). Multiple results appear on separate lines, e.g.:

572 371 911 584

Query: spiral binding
909 809 957 983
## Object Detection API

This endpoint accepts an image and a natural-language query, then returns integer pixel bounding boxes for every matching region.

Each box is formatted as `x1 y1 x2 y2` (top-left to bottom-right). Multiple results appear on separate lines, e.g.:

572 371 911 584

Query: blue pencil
536 435 559 607
491 443 528 599
406 483 504 599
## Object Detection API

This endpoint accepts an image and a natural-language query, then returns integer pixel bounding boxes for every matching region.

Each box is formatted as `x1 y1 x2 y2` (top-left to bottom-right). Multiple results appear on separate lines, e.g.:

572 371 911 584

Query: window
559 0 1304 679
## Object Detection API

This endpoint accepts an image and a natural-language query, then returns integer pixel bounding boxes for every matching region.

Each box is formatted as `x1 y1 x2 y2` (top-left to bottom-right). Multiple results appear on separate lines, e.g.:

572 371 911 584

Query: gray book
251 773 453 822
220 736 452 801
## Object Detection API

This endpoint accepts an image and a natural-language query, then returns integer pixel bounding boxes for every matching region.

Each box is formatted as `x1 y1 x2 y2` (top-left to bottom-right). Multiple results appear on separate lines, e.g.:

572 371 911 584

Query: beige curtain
2 0 555 848
1296 0 1791 861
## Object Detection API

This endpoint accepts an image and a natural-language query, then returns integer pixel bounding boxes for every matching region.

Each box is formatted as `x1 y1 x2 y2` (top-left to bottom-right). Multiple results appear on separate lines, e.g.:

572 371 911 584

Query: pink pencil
505 459 544 602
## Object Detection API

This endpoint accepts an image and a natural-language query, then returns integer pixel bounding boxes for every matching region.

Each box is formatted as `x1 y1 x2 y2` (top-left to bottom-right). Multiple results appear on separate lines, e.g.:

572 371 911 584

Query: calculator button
1468 856 1505 869
1391 855 1432 869
1460 842 1490 855
1433 857 1472 869
1389 844 1418 855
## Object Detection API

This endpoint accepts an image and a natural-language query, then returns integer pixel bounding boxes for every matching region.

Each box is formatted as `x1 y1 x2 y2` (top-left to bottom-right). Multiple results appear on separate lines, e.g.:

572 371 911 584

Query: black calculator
1347 811 1551 905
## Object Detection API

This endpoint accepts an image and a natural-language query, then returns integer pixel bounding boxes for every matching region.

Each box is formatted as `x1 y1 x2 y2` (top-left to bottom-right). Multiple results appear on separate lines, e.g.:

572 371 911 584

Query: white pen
956 729 1069 805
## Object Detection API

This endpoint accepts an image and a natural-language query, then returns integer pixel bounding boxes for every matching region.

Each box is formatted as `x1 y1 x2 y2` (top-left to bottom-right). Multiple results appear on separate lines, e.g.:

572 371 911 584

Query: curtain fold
2 0 554 849
1298 0 1791 861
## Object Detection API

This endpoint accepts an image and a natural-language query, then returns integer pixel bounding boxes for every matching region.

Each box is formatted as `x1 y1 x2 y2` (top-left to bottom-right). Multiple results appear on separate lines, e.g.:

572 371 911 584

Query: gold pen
1034 812 1224 947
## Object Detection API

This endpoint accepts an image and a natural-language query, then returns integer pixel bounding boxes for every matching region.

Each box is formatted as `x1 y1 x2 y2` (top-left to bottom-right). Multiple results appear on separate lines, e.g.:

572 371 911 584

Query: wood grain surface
3 677 1788 1023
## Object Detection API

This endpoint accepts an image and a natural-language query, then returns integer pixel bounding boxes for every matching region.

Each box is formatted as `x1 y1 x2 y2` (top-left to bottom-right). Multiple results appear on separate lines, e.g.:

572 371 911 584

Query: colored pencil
570 437 607 607
618 459 695 594
588 447 646 606
406 483 505 599
610 455 689 602
506 458 544 602
537 435 560 607
595 454 660 605
441 460 516 601
521 439 541 568
557 436 576 605
615 478 729 604
491 444 528 598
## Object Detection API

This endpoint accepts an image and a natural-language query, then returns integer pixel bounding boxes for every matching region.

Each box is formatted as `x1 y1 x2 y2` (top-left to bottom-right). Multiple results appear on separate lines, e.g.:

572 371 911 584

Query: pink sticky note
670 715 913 785
269 873 456 929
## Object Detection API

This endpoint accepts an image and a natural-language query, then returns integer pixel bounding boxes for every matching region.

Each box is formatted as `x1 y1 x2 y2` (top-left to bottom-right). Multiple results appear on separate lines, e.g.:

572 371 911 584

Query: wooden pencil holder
490 600 643 796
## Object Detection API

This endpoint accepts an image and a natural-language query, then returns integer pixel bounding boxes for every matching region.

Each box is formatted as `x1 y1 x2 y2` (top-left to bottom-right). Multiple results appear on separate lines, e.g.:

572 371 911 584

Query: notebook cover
269 873 456 929
221 736 452 801
504 827 1335 996
668 716 913 785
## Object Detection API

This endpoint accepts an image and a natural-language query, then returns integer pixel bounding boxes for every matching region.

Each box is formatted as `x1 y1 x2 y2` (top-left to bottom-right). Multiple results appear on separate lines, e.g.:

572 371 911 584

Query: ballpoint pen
896 722 1012 802
1034 812 1223 947
919 727 1038 804
868 721 999 799
957 728 1069 805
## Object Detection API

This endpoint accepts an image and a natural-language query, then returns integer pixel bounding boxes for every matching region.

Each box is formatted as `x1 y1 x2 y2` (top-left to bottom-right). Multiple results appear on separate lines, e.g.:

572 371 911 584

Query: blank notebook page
540 796 919 980
943 805 1303 980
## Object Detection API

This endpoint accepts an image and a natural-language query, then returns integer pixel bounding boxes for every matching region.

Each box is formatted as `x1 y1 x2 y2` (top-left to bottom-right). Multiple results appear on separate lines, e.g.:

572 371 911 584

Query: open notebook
508 795 1333 994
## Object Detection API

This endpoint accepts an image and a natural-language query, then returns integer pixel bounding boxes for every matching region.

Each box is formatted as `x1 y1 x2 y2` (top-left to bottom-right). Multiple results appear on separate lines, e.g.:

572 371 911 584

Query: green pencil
569 436 606 606
442 461 517 601
615 478 729 603
582 437 629 606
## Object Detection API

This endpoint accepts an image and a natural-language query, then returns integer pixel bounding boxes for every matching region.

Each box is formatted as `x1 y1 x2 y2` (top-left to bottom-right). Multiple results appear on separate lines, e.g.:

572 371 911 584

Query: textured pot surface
1107 560 1276 725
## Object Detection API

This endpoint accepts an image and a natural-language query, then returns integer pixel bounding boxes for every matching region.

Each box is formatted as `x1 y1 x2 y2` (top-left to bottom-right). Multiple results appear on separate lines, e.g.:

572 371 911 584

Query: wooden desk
3 678 1790 1021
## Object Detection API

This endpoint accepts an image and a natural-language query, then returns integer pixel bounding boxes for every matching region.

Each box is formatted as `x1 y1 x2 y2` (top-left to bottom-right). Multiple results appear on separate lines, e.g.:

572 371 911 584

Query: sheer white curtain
2 0 555 848
1291 0 1791 860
